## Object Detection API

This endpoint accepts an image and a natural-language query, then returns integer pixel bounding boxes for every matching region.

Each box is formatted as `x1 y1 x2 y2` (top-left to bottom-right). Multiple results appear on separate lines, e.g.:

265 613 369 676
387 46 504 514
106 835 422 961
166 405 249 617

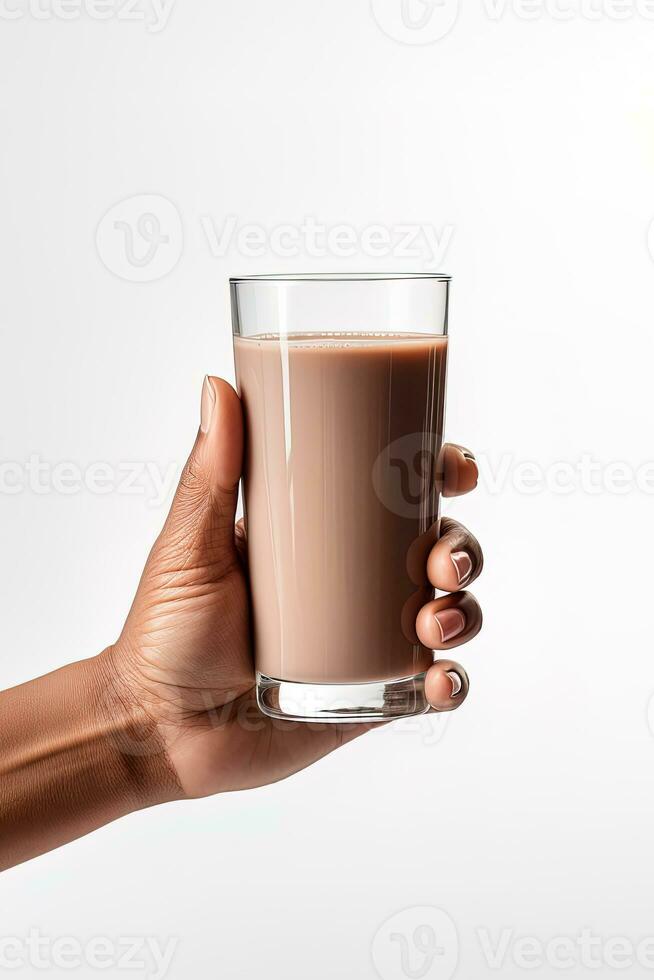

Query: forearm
0 650 180 871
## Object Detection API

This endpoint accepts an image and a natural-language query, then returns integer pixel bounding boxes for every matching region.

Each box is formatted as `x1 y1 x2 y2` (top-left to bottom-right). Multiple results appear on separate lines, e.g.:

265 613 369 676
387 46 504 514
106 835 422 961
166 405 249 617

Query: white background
2 1 654 977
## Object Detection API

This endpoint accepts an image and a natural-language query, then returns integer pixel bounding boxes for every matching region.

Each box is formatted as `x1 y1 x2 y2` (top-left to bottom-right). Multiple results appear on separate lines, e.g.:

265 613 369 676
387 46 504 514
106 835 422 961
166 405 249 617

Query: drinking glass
231 273 450 723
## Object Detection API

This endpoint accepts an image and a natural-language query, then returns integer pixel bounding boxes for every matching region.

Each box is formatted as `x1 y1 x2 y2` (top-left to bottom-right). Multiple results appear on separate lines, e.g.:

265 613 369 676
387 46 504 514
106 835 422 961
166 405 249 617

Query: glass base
256 671 430 724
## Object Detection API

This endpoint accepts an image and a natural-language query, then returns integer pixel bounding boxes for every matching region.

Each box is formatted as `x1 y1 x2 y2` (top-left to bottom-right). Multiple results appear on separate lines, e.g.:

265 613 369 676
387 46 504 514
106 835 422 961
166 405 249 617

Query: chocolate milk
234 333 448 685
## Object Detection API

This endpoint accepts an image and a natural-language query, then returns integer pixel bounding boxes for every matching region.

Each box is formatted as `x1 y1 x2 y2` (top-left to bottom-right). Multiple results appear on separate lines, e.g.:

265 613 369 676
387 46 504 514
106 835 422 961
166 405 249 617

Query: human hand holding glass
0 374 482 870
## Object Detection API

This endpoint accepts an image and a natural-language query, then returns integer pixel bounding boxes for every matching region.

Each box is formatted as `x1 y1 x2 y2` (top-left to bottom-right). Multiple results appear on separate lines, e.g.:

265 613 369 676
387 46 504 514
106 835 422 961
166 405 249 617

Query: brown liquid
234 332 448 684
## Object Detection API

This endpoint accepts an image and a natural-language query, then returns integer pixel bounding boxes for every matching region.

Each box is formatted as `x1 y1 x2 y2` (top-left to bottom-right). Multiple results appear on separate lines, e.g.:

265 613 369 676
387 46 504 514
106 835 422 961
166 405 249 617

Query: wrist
90 648 184 810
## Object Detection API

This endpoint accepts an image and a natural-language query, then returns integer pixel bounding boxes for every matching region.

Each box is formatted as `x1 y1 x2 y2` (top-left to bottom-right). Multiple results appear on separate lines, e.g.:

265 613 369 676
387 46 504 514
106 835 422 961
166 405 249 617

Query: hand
106 377 484 800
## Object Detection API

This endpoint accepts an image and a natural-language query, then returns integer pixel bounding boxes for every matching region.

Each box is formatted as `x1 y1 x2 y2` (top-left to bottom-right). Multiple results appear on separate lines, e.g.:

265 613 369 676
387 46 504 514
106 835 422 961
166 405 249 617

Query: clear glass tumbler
231 273 450 723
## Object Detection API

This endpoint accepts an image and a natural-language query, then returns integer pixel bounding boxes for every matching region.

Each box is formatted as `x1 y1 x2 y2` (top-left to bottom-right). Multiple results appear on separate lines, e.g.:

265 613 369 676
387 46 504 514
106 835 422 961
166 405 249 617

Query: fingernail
434 607 466 643
451 550 473 586
200 376 216 434
446 670 463 697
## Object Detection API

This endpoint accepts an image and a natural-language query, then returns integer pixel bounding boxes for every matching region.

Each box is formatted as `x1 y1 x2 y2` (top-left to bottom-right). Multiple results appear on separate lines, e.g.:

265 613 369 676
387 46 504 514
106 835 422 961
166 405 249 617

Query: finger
425 660 469 712
415 592 482 650
442 443 478 497
426 516 484 592
234 517 248 566
160 376 243 558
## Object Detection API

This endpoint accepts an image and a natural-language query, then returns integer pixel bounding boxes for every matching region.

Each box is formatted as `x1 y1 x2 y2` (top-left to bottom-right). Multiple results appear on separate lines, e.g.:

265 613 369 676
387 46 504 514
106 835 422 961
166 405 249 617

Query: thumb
160 376 243 563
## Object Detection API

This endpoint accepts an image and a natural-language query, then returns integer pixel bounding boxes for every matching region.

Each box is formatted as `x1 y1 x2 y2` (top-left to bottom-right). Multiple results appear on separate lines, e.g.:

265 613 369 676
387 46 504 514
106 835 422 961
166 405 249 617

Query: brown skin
0 377 483 872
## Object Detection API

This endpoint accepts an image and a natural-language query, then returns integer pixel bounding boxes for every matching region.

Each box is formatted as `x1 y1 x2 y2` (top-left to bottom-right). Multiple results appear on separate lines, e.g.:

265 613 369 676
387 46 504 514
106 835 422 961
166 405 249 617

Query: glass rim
229 272 451 283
